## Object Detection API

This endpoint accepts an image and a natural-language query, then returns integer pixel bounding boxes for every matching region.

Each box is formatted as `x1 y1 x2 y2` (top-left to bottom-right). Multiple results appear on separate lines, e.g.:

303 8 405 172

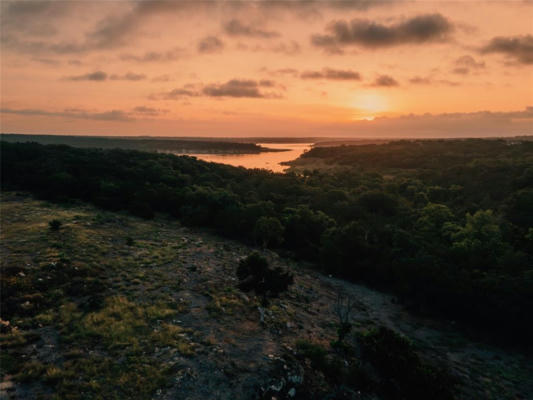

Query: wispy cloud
64 71 146 81
197 36 224 53
156 79 284 99
120 47 183 63
65 71 107 81
0 107 133 121
223 19 280 38
300 68 361 80
371 75 399 87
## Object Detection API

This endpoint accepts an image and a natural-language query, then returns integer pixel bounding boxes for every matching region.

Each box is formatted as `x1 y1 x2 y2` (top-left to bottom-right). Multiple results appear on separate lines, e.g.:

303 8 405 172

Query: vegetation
236 252 294 304
0 133 284 154
48 219 62 231
294 326 457 400
1 194 530 399
1 139 532 343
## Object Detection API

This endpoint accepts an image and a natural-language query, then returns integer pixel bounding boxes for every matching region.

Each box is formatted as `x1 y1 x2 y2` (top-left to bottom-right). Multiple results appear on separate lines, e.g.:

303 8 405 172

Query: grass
0 195 196 399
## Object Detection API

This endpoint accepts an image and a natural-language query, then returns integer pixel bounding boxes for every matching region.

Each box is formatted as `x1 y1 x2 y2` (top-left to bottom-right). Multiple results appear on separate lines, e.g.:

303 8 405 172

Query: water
177 143 313 173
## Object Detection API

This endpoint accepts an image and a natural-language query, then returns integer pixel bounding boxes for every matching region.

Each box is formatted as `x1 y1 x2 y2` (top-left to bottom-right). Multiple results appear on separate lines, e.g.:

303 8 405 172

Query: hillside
1 194 532 399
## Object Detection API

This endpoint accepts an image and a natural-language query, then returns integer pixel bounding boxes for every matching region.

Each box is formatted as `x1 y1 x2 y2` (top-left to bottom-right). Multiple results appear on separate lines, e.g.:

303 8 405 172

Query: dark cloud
0 1 70 37
66 71 108 81
371 75 399 87
0 107 132 122
0 0 397 55
312 13 453 50
197 36 224 53
157 79 283 99
481 35 533 64
110 72 147 81
203 79 279 98
120 47 183 62
224 19 280 38
300 68 361 80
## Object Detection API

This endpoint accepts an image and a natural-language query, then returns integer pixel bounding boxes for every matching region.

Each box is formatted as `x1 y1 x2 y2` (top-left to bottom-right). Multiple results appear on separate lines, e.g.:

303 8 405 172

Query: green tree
253 216 284 248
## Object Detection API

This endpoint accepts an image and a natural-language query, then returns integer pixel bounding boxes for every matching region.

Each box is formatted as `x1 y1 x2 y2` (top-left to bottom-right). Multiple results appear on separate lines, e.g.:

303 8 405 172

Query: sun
351 92 389 120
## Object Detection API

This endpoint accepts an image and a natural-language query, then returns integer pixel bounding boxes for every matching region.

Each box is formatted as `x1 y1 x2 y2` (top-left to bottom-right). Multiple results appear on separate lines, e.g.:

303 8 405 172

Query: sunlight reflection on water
173 143 312 173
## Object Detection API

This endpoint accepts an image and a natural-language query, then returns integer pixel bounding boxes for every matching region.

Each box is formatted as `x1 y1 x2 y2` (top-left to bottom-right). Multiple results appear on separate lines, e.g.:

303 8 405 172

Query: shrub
48 219 62 231
358 327 456 400
236 252 293 304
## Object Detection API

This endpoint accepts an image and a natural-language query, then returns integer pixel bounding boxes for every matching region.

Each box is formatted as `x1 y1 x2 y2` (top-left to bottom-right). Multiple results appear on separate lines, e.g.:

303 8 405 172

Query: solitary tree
236 252 294 306
333 291 358 345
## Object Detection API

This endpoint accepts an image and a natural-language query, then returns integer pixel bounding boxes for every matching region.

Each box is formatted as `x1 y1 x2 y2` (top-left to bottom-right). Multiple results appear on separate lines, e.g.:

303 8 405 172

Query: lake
177 143 313 173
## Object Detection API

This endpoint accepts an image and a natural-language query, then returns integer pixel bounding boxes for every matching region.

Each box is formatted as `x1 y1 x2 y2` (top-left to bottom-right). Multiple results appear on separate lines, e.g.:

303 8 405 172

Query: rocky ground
1 193 532 399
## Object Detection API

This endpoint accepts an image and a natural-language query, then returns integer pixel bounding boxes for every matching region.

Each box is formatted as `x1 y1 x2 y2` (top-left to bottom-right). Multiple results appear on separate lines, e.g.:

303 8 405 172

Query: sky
1 0 532 138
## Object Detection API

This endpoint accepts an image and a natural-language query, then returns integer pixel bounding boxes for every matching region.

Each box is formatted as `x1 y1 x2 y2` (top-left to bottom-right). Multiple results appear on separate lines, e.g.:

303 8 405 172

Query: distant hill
0 133 287 154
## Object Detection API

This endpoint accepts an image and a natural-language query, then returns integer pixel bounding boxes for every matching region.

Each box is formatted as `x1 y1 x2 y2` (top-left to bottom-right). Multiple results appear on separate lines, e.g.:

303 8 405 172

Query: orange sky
1 0 532 137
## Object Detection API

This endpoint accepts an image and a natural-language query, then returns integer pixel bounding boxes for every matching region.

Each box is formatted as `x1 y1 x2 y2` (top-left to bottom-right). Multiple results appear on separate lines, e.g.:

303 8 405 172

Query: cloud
1 105 169 121
0 0 396 56
64 71 146 81
451 67 469 75
311 13 453 51
265 68 299 77
300 68 361 80
237 41 301 55
132 106 168 116
455 55 485 69
338 107 533 137
371 75 399 87
451 55 485 74
159 87 201 99
203 79 280 98
152 74 173 82
409 76 432 85
110 72 147 81
156 79 284 99
32 58 61 66
223 19 280 38
0 107 133 122
66 71 108 81
408 76 460 86
120 47 183 62
197 36 224 53
480 35 533 64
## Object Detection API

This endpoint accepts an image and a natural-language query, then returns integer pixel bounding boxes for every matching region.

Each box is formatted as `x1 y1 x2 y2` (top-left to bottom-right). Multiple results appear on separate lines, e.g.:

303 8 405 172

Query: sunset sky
1 0 532 137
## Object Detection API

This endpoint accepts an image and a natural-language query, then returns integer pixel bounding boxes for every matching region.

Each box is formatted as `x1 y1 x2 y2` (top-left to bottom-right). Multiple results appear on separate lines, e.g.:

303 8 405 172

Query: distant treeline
2 139 532 342
0 134 284 154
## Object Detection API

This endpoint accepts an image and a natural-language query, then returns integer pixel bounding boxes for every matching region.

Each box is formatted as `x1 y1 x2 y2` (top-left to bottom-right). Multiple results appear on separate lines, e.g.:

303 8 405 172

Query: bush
358 327 456 400
236 252 294 304
49 219 62 231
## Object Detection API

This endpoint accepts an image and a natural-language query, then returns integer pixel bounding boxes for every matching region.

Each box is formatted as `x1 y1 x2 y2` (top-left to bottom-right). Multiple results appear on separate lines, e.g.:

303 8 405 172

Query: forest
2 139 532 342
0 134 282 154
